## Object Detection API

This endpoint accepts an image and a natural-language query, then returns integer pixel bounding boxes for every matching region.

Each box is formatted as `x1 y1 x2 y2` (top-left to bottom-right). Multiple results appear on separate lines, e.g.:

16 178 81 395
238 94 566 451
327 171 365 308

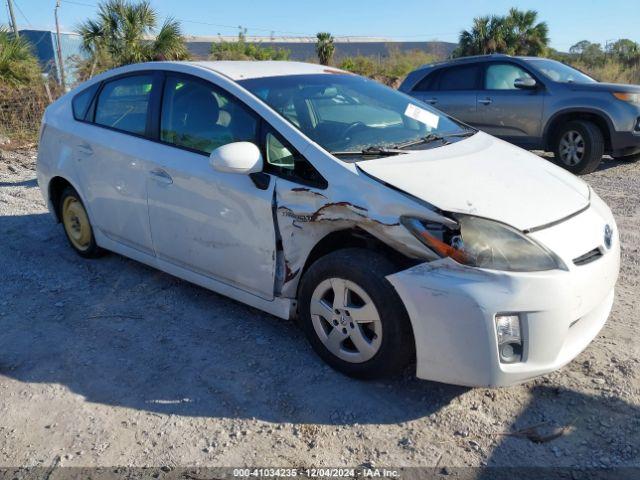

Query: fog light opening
495 314 523 364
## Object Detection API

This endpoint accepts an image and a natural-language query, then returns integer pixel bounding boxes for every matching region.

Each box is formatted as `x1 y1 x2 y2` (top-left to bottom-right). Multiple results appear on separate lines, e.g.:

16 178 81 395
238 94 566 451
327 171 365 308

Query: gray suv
400 54 640 174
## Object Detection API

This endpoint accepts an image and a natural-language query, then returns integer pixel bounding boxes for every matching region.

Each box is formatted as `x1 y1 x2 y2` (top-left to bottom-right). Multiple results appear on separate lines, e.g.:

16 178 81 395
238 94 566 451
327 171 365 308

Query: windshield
527 59 596 84
239 74 469 155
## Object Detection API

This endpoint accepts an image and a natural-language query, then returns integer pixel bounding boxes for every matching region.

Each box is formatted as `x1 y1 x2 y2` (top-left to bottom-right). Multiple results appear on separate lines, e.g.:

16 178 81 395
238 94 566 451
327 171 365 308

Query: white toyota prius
37 61 620 386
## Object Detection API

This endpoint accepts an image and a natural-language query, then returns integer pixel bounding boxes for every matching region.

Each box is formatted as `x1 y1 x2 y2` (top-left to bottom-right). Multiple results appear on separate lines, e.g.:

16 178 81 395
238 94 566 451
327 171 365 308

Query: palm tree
76 0 188 76
0 26 41 85
455 16 509 56
316 32 335 66
505 8 549 56
455 9 548 57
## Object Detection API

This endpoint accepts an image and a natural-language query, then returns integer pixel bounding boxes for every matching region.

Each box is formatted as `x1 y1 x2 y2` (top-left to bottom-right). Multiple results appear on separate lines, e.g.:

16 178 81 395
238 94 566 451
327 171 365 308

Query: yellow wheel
59 186 103 257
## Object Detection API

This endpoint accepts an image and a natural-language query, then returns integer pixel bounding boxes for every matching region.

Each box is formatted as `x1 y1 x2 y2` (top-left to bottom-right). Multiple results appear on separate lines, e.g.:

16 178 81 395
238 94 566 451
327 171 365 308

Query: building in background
185 35 457 61
20 29 86 87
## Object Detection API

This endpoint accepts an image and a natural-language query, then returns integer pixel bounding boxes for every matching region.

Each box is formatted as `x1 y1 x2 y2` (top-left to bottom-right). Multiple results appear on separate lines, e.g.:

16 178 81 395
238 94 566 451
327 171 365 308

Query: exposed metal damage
272 178 436 299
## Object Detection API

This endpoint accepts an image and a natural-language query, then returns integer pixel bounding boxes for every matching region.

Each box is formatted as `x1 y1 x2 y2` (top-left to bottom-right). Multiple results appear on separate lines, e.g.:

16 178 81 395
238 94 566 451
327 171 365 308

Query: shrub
210 30 290 61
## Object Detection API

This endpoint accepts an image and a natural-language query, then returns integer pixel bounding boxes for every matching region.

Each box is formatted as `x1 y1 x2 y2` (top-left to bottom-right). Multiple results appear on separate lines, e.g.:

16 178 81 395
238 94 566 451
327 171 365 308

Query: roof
189 60 346 80
414 54 551 72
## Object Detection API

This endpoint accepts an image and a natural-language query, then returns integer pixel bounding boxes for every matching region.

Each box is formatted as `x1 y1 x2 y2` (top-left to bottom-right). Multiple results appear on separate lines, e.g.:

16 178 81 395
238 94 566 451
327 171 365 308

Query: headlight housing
612 92 640 105
401 214 565 272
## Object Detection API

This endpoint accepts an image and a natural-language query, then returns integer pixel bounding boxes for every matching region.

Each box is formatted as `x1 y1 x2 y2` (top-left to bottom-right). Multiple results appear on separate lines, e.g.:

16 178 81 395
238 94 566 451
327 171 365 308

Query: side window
412 71 438 92
94 74 154 135
437 65 481 91
264 131 327 188
160 75 258 154
485 63 533 90
72 83 99 121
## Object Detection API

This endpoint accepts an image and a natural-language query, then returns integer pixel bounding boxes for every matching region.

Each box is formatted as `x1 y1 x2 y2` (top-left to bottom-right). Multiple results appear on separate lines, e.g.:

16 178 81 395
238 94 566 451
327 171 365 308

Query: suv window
437 65 480 91
94 74 154 136
412 71 438 92
160 75 258 154
485 63 533 90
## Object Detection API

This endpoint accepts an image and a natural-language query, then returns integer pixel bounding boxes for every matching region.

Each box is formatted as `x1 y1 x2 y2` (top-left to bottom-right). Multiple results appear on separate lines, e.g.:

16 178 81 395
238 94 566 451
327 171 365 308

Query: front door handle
150 168 173 185
426 98 438 105
478 97 492 105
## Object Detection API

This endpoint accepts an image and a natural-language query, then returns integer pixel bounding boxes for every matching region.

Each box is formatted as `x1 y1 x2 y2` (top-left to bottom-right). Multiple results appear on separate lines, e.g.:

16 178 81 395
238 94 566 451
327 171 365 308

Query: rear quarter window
412 71 438 92
71 83 100 121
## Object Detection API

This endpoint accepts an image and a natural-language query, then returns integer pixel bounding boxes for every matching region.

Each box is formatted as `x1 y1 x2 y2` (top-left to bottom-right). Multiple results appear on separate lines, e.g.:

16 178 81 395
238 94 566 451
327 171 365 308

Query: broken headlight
401 214 565 272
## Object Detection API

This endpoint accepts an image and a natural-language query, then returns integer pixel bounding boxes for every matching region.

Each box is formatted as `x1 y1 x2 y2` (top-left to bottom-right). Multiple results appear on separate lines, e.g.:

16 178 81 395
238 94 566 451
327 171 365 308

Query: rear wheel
59 186 104 258
298 248 414 379
553 120 604 175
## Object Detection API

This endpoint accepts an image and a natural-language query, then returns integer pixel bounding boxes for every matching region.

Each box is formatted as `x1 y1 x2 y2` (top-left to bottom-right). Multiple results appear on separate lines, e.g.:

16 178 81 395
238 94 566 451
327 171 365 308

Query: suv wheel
553 120 604 175
298 248 414 379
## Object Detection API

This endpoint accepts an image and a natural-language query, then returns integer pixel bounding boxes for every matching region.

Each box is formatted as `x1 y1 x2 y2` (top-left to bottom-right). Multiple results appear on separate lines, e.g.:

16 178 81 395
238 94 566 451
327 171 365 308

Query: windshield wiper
395 130 477 150
330 145 407 157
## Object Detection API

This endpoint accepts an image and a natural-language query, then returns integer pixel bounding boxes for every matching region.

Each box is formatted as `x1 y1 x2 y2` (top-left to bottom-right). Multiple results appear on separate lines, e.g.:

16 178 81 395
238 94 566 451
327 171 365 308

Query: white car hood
356 132 590 231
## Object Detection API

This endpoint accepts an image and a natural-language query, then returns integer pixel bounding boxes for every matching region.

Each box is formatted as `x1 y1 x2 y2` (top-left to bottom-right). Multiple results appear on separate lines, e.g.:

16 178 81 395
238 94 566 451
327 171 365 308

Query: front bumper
387 196 620 387
610 130 640 157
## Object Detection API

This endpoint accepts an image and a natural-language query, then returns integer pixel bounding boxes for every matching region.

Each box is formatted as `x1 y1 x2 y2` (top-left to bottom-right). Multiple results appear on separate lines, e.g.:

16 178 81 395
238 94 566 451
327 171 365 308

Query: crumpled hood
356 132 590 231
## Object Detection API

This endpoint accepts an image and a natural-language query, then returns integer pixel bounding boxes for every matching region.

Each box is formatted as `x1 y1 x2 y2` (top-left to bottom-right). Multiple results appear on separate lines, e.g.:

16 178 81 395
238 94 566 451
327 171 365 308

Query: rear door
74 72 159 255
476 62 545 146
410 64 481 125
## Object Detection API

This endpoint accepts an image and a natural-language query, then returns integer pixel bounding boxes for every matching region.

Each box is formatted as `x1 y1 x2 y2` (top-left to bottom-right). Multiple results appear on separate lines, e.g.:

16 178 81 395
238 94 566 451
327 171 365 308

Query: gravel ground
0 147 638 470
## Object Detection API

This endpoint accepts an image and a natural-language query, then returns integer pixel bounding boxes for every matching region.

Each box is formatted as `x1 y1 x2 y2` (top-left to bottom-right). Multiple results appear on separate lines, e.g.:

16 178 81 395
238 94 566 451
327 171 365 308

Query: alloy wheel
559 130 585 166
309 277 382 363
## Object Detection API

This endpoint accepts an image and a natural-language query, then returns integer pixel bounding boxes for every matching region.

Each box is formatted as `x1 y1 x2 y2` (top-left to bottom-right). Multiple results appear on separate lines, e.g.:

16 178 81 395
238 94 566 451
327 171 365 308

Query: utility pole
6 0 19 37
54 0 66 90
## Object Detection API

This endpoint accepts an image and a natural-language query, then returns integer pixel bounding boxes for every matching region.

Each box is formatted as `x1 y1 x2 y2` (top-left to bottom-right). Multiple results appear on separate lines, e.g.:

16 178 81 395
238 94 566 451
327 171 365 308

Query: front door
476 62 545 147
146 74 277 299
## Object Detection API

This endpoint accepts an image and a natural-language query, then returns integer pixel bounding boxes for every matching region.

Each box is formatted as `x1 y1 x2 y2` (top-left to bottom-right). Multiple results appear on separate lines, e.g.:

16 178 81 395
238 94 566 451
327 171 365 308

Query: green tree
606 39 639 65
454 8 548 57
455 15 509 56
210 29 290 60
316 32 335 65
76 0 188 76
570 40 605 66
0 26 41 85
505 8 549 56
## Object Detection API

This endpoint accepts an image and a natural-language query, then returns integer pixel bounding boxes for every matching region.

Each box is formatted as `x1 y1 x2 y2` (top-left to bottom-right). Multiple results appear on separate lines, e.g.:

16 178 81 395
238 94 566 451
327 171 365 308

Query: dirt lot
0 147 638 470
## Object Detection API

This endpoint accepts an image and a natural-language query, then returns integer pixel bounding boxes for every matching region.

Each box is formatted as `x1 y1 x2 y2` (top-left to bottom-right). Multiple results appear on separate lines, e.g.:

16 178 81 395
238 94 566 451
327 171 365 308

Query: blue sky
8 0 640 51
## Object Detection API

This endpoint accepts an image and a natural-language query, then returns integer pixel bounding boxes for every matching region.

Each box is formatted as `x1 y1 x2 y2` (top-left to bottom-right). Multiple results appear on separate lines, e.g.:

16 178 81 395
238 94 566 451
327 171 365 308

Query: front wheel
553 120 604 175
298 249 414 379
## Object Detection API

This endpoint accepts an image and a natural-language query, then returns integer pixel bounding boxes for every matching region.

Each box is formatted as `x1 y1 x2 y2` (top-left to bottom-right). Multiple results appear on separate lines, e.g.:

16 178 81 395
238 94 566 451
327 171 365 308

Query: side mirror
514 77 538 90
210 142 263 175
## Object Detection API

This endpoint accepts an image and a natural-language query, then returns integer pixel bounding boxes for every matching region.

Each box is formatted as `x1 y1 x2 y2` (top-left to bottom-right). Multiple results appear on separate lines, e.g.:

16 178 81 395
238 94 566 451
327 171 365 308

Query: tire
59 186 104 258
298 248 414 379
553 120 604 175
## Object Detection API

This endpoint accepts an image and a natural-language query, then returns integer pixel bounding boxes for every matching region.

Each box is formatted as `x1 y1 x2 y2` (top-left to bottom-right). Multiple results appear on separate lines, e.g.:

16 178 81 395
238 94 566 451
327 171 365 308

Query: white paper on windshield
404 103 439 129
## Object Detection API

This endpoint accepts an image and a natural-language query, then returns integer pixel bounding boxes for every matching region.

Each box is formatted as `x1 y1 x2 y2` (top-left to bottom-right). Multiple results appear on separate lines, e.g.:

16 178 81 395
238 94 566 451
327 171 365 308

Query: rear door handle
478 97 492 105
150 168 173 185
